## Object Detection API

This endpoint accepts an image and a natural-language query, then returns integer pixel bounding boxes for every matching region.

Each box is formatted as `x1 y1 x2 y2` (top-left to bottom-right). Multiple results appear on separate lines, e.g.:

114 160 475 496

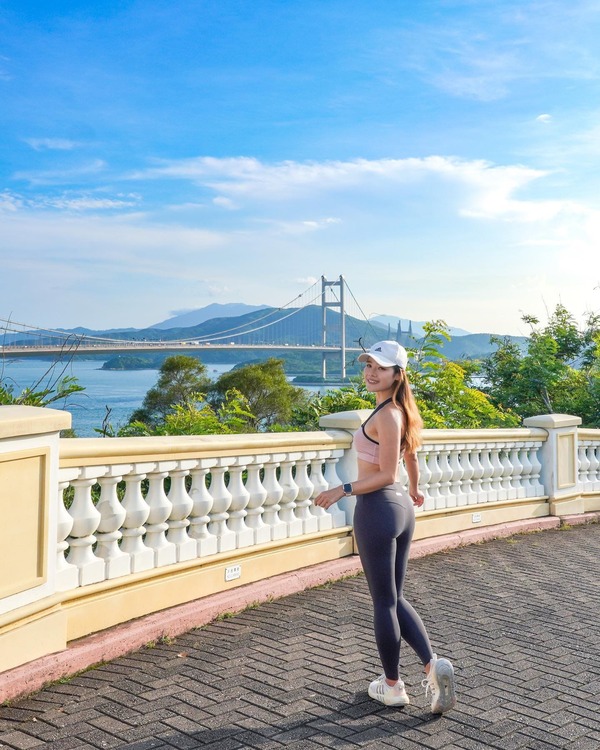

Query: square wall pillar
0 405 71 672
523 414 583 516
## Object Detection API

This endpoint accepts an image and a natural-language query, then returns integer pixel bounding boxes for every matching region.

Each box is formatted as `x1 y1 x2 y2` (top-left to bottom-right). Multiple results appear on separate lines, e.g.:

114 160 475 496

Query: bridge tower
321 275 346 380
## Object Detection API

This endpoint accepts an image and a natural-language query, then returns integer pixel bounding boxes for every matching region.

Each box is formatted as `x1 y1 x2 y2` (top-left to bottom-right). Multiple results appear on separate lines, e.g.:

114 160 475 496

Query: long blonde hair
391 367 423 455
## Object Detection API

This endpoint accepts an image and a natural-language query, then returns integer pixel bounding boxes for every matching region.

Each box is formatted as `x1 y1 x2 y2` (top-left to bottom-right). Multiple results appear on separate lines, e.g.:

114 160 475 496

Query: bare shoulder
375 401 403 431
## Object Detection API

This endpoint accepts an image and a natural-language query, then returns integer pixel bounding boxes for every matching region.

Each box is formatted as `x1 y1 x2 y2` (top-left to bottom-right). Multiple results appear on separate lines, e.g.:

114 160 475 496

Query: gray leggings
354 483 434 681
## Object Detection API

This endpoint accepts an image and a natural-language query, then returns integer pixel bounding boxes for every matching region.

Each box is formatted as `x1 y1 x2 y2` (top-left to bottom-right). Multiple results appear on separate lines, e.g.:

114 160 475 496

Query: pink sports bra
354 398 393 464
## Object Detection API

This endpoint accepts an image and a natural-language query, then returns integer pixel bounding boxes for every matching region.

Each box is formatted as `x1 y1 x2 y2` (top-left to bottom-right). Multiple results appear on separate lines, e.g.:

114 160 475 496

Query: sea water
0 358 327 437
0 358 236 437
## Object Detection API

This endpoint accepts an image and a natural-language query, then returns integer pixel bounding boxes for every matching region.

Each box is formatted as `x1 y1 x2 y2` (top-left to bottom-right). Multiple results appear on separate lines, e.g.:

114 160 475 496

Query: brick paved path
0 524 598 750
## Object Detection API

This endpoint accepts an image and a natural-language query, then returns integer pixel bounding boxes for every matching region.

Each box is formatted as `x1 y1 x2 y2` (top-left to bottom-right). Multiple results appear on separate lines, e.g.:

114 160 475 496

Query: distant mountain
372 315 470 338
150 303 270 330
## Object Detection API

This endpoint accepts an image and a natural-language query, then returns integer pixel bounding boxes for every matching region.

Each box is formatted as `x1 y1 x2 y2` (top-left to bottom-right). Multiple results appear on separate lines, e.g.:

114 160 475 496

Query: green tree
209 358 309 430
407 321 520 428
129 355 212 426
482 305 600 425
119 389 255 436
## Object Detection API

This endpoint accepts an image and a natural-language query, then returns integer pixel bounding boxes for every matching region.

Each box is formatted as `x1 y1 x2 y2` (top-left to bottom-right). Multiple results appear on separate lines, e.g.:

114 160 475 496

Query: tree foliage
481 305 600 426
209 358 309 430
129 355 212 426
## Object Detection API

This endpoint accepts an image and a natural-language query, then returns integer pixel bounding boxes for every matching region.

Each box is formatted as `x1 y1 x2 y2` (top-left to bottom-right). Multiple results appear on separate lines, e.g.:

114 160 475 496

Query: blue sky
1 0 600 335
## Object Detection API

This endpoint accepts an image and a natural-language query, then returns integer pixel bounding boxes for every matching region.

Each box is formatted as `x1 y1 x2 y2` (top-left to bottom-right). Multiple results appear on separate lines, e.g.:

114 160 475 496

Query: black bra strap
362 397 393 433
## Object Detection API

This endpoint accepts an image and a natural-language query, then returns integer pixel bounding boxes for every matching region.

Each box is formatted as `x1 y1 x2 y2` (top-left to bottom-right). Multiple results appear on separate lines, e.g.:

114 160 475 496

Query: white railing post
189 459 218 557
95 467 131 578
66 472 105 586
145 462 177 567
167 460 197 562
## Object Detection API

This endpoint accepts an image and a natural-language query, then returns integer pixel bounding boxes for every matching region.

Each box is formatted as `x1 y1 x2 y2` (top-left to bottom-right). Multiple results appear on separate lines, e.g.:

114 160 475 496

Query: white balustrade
53 423 566 594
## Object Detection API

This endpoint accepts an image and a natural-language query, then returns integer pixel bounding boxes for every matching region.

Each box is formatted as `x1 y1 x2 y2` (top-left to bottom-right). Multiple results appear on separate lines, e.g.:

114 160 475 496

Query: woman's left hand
314 486 344 510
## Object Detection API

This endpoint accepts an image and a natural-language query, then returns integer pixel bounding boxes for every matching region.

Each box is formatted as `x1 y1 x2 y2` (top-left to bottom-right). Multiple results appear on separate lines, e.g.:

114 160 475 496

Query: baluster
458 446 474 506
189 459 218 556
309 454 333 531
145 463 177 566
528 443 544 497
437 449 453 509
278 456 303 537
589 445 600 491
497 447 511 500
497 446 513 500
448 447 465 506
417 448 433 512
489 446 503 502
227 459 254 548
208 462 237 552
245 455 271 545
578 445 591 491
294 455 318 533
262 454 287 540
323 451 348 528
479 448 494 502
66 472 105 585
120 465 154 572
518 445 533 496
95 469 131 578
469 447 484 504
167 461 197 561
508 446 526 499
426 448 443 508
56 472 79 591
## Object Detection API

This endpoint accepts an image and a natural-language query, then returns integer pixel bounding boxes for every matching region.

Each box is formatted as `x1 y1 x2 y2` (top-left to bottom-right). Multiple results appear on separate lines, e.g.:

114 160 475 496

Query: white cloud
536 113 553 123
13 159 107 186
212 196 238 210
25 138 82 151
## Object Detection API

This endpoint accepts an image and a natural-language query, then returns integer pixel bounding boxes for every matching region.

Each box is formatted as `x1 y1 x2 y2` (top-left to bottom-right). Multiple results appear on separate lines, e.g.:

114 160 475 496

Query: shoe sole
368 685 410 707
431 660 456 714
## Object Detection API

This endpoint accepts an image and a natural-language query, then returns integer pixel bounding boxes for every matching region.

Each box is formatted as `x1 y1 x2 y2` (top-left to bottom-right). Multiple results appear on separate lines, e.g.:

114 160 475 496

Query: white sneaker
422 654 456 713
368 675 410 706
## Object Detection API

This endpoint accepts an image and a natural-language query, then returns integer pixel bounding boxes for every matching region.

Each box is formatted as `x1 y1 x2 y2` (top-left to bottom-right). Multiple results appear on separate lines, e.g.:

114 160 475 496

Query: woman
314 340 456 712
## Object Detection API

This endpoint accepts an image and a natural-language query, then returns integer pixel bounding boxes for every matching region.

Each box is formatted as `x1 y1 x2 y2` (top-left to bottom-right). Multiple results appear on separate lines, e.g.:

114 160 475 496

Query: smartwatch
342 483 353 497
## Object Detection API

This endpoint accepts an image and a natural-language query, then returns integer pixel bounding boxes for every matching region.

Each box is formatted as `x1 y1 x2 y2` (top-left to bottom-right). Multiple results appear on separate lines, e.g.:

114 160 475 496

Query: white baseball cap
358 340 408 369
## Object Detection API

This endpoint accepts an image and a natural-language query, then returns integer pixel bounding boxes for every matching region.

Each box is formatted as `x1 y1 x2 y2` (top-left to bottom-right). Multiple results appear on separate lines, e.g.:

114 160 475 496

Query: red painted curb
0 513 594 704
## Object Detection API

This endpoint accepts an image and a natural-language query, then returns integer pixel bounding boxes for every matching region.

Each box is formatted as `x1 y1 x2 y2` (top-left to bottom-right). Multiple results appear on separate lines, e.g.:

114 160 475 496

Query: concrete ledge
560 510 600 526
0 513 586 705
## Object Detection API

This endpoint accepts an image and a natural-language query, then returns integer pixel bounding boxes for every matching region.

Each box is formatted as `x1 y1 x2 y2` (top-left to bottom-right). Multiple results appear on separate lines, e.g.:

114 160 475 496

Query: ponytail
391 368 423 455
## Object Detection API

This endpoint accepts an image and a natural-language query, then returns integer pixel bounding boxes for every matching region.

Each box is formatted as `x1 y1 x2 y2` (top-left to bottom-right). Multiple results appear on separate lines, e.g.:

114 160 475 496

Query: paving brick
0 524 598 750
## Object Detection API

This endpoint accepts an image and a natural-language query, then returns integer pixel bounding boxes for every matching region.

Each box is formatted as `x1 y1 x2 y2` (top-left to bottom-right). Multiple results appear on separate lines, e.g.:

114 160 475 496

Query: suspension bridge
1 276 409 379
